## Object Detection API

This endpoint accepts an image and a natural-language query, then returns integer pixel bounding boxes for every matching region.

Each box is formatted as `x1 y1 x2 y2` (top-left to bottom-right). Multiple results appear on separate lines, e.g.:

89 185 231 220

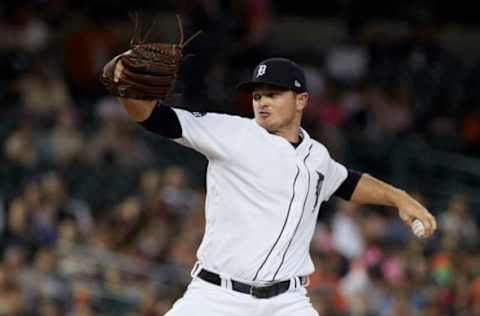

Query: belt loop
190 261 201 278
289 277 296 290
218 272 227 289
220 276 230 289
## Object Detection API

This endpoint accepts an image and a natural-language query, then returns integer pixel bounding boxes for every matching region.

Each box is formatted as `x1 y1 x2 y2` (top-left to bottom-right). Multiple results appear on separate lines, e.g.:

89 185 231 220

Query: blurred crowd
1 167 480 316
1 0 480 315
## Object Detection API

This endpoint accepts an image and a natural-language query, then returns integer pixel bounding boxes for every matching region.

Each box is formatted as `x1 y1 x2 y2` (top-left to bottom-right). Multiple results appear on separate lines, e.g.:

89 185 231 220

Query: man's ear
296 92 309 111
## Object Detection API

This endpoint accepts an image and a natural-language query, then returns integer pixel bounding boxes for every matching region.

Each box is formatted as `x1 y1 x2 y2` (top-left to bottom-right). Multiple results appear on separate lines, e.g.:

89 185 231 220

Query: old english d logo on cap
237 57 307 93
257 65 267 77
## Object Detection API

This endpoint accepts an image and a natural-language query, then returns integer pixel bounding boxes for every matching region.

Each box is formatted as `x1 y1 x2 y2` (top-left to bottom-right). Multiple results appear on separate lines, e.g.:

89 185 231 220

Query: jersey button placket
270 158 309 281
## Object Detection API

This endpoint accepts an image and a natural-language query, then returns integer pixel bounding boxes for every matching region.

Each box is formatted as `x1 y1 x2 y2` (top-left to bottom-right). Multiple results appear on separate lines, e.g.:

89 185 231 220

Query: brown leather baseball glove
100 15 198 101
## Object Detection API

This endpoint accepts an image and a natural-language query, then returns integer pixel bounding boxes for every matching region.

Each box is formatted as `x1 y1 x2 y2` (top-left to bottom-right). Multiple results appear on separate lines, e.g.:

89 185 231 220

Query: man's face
252 84 307 133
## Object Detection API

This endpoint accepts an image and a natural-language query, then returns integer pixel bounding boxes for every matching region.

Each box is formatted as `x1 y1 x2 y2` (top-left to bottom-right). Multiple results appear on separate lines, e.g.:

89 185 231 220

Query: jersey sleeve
138 104 182 138
333 170 362 200
172 108 244 159
322 156 348 202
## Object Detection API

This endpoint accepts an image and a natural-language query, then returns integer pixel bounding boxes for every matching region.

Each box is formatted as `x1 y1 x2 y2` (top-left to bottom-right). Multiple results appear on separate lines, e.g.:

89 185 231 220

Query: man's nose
258 97 270 107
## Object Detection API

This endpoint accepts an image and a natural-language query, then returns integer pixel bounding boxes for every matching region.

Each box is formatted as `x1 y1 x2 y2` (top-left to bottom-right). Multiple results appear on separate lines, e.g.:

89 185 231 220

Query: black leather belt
197 268 307 299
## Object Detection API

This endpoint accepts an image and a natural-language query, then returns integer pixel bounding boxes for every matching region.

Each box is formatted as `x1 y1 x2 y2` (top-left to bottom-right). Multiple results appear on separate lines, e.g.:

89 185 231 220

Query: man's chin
256 119 278 133
256 118 269 128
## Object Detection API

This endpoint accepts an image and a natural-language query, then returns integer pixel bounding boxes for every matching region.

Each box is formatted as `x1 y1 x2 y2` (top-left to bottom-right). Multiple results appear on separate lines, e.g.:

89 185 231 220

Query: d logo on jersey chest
312 172 324 212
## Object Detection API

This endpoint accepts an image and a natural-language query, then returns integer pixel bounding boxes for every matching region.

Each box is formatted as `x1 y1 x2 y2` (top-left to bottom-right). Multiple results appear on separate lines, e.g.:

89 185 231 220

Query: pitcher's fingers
429 214 437 232
420 217 433 236
424 215 436 236
399 212 412 226
114 60 124 83
422 214 436 236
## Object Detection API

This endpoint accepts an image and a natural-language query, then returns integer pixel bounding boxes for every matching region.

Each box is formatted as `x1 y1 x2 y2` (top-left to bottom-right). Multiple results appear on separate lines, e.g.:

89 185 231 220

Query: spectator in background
21 248 71 313
324 30 369 88
470 275 480 315
345 84 389 144
2 244 28 286
40 172 93 236
134 217 172 262
4 118 40 167
6 179 59 250
439 193 479 250
339 259 371 316
309 253 349 315
399 7 447 71
17 59 72 118
0 264 28 316
4 173 92 256
0 2 50 52
139 169 163 200
47 108 86 166
307 79 347 159
55 219 81 253
87 97 154 168
331 200 365 260
383 81 414 137
0 198 5 240
138 169 174 222
228 0 274 69
159 166 196 219
107 196 145 252
177 0 232 112
63 9 116 101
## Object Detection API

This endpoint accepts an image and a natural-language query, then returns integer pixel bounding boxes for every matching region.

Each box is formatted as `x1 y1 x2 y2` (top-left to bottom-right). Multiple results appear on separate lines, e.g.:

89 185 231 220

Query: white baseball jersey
172 108 348 284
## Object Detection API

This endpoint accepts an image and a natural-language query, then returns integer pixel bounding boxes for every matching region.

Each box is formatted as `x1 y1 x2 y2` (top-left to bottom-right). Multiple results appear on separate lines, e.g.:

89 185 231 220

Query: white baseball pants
164 278 319 316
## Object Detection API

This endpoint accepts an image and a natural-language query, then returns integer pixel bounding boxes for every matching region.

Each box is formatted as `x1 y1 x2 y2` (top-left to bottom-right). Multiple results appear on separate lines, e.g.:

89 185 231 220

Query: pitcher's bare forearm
350 174 404 206
350 174 437 236
117 97 156 122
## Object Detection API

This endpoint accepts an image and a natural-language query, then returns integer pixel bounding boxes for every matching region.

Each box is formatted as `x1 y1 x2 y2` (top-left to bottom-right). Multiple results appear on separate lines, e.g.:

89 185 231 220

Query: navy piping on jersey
137 101 182 138
333 169 362 201
271 143 313 281
253 166 300 281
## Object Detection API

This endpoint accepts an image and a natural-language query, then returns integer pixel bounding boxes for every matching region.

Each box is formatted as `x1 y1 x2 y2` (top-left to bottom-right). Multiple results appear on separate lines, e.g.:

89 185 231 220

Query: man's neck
265 116 303 143
274 128 302 143
290 132 303 148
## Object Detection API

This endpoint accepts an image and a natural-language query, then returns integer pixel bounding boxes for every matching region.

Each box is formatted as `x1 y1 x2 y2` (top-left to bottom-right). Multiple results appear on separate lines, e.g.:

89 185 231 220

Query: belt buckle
250 285 273 299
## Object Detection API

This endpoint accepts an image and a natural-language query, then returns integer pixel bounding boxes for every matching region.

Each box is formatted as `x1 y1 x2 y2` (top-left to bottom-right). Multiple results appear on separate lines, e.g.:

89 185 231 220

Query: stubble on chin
255 116 280 134
263 123 280 134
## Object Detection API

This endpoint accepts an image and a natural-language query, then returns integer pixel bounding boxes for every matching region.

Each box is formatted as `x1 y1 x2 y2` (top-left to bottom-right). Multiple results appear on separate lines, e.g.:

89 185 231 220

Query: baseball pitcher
100 16 437 316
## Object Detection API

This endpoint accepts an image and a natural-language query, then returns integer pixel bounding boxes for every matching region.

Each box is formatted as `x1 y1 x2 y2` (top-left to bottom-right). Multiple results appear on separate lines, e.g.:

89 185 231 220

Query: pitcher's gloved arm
137 101 182 139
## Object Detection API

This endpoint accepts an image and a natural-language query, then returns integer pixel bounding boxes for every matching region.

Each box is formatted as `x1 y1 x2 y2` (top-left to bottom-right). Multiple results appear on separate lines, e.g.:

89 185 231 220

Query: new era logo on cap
236 57 308 93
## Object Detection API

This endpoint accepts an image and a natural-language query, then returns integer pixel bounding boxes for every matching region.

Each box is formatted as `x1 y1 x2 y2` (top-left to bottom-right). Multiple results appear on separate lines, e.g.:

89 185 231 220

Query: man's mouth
259 110 270 118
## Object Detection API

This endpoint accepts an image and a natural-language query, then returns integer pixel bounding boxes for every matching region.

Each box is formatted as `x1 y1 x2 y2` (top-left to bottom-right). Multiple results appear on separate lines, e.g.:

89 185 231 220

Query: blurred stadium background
1 0 480 315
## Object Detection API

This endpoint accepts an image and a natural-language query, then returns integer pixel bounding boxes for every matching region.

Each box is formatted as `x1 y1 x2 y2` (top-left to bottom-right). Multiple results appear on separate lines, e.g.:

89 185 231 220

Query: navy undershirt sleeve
333 169 363 200
138 102 182 139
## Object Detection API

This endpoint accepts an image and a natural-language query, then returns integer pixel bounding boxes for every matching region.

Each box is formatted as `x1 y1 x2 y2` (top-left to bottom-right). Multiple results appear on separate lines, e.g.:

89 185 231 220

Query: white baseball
412 219 426 238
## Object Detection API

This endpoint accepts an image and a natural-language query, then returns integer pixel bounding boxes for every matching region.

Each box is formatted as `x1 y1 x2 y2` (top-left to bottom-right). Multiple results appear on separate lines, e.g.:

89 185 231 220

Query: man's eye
253 94 261 101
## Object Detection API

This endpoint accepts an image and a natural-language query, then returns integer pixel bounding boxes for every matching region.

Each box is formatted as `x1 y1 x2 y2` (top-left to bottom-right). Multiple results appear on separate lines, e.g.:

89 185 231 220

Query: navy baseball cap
237 58 308 93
